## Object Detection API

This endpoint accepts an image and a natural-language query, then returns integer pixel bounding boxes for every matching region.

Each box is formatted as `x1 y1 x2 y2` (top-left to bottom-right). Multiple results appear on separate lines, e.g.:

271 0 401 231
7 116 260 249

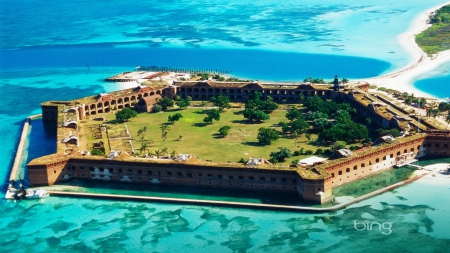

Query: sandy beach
361 2 450 99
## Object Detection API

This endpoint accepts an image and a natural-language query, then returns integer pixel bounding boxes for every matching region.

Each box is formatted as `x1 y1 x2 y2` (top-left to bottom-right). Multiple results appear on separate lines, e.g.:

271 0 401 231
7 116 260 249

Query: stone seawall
8 115 42 182
46 171 429 213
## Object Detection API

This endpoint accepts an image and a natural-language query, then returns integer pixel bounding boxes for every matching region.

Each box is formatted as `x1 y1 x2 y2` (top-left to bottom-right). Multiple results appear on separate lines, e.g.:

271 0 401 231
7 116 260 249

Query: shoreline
361 2 450 99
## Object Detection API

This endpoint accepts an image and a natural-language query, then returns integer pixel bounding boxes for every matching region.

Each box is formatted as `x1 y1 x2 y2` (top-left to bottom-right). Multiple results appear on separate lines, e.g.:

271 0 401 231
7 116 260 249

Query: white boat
5 182 49 200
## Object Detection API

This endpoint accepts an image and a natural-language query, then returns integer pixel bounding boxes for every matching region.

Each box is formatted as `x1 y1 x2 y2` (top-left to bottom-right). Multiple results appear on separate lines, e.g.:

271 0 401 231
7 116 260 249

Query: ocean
1 0 450 252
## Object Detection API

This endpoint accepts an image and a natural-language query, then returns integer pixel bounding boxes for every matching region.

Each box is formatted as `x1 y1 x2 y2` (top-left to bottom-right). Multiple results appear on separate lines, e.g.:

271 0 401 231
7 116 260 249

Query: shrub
152 104 162 113
293 150 301 156
315 148 324 155
91 149 104 156
304 150 314 155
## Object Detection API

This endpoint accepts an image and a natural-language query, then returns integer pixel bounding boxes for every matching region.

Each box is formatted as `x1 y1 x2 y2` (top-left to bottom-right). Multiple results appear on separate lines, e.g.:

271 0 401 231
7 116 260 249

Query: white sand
361 2 450 98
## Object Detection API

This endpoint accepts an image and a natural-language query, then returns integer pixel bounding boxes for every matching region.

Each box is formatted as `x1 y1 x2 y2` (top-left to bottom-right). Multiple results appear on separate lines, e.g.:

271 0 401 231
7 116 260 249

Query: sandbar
361 2 450 99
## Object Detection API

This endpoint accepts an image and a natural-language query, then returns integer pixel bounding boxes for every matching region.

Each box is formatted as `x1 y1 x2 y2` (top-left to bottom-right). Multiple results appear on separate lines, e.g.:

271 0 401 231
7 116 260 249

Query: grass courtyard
101 107 331 165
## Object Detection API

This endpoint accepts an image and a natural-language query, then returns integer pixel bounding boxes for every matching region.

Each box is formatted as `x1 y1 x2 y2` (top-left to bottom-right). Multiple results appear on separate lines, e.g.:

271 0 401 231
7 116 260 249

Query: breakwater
7 114 41 182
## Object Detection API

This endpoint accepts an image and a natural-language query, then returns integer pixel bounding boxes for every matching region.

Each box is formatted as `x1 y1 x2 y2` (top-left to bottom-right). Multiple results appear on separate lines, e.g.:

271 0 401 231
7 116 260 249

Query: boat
5 181 49 200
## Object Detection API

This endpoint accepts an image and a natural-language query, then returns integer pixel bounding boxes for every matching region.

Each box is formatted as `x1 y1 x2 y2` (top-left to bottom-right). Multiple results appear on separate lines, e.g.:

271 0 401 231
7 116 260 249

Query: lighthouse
333 75 339 91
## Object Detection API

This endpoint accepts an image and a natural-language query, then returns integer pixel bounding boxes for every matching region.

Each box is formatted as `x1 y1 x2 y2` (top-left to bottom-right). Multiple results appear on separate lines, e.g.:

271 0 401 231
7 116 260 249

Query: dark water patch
141 224 171 243
200 210 231 229
46 236 62 247
396 196 407 201
120 210 148 230
45 220 76 234
220 216 259 252
92 231 130 251
194 235 215 246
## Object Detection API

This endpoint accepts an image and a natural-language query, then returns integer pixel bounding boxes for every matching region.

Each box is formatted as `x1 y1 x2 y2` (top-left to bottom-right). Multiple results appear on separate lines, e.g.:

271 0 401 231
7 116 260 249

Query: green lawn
103 108 330 165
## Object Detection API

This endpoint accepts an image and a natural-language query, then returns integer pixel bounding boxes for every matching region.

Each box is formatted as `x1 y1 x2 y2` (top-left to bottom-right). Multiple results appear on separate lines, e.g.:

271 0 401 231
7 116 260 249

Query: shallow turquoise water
1 0 450 251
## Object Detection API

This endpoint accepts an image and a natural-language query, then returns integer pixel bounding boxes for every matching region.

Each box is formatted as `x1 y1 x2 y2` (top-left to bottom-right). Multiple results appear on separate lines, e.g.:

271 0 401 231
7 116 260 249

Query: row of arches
177 87 332 101
328 145 421 186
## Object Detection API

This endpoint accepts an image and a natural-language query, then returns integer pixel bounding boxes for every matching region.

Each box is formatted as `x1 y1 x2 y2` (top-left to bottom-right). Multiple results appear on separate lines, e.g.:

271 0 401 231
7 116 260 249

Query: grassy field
416 5 450 55
102 107 330 165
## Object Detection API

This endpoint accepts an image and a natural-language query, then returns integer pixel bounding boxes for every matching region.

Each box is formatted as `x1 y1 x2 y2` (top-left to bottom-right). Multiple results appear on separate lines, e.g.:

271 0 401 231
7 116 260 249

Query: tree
218 126 231 137
286 107 303 122
257 127 279 145
137 126 148 143
168 113 183 123
438 102 450 113
334 110 352 124
139 140 149 154
289 118 309 136
341 78 349 84
320 122 368 143
115 107 137 122
161 147 169 156
313 118 330 131
158 96 174 110
315 148 324 155
378 128 401 137
308 111 328 121
160 124 170 142
152 104 162 113
245 92 278 114
210 95 231 112
305 133 311 141
176 98 191 109
243 109 269 122
332 141 347 151
203 109 220 124
270 147 292 162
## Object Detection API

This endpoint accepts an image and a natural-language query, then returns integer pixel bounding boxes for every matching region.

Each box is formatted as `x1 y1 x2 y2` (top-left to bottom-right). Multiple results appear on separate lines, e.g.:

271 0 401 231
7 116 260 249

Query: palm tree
137 126 148 144
161 147 169 156
170 150 177 158
154 149 162 158
139 140 148 154
160 124 170 142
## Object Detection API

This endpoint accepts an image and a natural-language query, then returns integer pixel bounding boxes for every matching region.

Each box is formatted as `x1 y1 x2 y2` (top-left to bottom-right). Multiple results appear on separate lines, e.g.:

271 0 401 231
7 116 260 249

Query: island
26 71 450 205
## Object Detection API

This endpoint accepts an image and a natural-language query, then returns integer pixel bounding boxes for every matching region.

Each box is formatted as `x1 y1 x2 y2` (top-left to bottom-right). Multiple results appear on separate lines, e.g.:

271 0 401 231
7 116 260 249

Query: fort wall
31 81 450 204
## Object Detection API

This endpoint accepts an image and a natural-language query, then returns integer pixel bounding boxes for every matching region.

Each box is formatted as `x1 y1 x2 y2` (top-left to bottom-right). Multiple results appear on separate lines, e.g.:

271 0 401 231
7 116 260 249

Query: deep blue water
0 46 391 81
1 0 450 251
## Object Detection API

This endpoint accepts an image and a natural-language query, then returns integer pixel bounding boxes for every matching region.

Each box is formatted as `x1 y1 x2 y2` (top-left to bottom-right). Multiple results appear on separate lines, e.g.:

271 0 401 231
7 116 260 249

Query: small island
27 71 450 206
417 5 450 55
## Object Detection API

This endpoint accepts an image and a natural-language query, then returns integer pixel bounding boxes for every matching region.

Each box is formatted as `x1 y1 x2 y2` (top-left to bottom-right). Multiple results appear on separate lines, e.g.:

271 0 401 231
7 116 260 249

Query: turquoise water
413 61 450 99
1 0 450 251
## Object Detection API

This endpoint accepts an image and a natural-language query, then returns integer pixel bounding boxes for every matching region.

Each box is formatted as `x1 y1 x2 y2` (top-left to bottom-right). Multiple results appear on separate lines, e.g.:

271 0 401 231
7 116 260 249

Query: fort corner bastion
28 79 450 204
